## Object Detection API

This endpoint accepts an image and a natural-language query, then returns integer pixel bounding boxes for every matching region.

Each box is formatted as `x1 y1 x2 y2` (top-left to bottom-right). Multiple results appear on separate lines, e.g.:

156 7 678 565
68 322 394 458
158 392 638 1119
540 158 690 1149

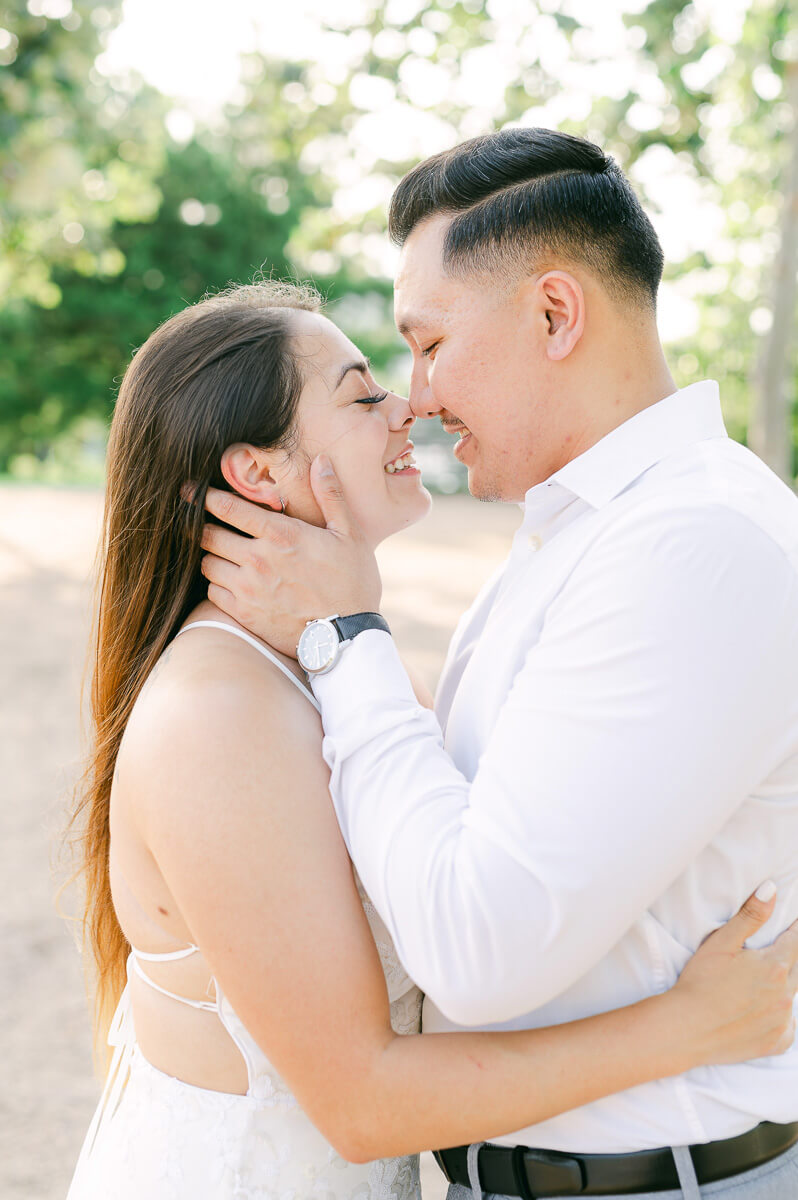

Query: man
199 129 798 1198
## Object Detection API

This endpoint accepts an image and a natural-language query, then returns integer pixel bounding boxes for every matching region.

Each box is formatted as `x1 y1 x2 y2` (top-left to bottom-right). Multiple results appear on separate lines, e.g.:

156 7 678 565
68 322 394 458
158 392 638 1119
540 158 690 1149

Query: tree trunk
749 49 798 485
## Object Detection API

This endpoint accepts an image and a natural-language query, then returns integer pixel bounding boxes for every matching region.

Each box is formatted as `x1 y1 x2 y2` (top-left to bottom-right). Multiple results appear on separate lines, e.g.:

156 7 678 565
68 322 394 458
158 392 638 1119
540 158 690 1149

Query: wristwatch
296 612 391 676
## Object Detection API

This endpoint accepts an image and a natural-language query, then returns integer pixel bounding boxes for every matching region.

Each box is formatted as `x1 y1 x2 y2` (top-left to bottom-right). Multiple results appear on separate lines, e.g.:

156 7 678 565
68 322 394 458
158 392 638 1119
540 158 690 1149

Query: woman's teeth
384 452 417 474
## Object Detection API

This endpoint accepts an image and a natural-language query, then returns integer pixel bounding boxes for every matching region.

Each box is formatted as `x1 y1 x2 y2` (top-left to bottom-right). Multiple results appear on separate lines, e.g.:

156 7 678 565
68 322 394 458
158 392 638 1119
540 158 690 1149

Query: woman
66 280 798 1200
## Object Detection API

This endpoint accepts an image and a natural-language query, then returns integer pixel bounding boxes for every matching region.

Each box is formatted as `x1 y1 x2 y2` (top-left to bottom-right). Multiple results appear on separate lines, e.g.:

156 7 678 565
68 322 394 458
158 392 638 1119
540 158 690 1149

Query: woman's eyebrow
333 358 371 390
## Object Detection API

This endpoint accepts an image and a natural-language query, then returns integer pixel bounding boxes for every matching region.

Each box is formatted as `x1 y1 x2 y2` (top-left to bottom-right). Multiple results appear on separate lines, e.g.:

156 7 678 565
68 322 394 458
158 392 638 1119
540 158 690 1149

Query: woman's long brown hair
68 280 321 1065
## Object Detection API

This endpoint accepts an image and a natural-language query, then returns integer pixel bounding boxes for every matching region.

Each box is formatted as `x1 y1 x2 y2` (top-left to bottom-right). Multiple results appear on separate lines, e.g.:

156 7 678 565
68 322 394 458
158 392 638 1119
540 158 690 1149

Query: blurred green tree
2 0 795 486
0 136 308 467
0 31 413 471
0 0 165 307
627 0 797 478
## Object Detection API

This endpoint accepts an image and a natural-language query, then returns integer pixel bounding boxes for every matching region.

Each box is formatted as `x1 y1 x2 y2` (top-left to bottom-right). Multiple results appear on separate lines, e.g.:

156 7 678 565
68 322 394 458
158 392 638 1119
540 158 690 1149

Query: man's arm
311 502 796 1026
198 468 796 1026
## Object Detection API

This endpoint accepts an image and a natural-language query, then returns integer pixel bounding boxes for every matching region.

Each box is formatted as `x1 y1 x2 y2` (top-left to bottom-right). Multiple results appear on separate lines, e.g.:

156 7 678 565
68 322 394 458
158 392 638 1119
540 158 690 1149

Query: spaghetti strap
132 943 199 962
176 620 321 712
129 951 218 1013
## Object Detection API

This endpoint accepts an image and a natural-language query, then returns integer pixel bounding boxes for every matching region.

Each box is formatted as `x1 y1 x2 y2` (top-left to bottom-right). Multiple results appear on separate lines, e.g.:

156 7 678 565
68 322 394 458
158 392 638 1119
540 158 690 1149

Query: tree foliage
0 0 164 307
1 0 795 482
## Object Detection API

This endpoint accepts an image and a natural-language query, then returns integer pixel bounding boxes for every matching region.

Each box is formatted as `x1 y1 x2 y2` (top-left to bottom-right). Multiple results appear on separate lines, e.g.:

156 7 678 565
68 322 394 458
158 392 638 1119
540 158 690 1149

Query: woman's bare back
107 602 387 1094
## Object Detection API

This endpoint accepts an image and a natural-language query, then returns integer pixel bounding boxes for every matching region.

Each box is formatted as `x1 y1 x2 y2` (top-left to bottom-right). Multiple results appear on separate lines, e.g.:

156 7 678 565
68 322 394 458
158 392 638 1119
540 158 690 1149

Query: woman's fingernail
316 455 335 478
755 880 777 902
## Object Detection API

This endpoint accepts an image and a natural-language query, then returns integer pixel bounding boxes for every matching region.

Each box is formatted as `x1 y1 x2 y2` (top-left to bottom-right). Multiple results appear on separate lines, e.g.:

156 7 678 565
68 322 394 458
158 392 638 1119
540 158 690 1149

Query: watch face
298 621 338 673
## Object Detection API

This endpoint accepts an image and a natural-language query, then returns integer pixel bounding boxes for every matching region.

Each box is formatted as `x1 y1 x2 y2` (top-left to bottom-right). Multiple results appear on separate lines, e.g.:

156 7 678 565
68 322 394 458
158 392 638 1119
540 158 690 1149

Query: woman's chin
412 485 433 523
368 486 433 544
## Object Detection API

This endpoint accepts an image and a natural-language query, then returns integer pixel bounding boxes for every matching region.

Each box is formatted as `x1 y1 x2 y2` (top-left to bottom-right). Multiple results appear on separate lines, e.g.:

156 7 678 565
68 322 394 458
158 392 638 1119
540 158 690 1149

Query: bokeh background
1 1 797 1197
2 0 797 485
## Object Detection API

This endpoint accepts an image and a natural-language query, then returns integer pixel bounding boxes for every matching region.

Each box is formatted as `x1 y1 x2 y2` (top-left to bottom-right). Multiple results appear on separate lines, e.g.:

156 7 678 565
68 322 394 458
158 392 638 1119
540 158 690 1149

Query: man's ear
220 443 283 511
535 270 585 361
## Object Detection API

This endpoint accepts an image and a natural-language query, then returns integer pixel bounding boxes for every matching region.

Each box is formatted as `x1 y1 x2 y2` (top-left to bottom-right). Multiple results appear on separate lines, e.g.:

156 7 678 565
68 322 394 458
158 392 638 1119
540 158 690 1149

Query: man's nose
409 364 442 419
387 392 416 431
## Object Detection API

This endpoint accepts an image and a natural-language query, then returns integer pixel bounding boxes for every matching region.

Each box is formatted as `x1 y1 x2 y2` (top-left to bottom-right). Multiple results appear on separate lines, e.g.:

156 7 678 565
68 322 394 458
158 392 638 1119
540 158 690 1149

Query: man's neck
560 347 677 468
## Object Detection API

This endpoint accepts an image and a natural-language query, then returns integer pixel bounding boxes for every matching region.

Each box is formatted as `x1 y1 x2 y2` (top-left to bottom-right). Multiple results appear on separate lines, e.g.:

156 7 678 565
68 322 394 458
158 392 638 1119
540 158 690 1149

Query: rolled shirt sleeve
312 502 796 1026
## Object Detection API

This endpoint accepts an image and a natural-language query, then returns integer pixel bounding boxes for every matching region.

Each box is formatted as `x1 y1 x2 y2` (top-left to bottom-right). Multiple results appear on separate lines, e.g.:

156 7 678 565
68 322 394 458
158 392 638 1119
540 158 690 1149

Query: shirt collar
523 380 727 515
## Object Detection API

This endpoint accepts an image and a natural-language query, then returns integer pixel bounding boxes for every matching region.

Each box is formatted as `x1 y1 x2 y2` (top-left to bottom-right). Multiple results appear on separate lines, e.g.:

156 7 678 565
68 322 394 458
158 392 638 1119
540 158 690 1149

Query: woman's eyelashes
420 341 440 359
354 390 389 405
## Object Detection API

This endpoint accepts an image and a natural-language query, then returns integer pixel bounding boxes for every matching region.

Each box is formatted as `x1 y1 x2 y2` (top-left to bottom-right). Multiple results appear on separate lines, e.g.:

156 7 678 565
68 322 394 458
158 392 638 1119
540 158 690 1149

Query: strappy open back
129 943 217 1012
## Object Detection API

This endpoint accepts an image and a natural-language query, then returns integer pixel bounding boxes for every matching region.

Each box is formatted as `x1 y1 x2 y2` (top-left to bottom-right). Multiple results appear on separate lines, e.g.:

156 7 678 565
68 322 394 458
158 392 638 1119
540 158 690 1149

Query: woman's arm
350 895 795 1160
135 661 798 1164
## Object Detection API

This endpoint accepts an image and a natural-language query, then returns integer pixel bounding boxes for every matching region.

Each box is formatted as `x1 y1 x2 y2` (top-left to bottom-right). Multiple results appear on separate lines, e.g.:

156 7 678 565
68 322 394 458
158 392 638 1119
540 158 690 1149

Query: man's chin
467 468 503 504
466 462 522 505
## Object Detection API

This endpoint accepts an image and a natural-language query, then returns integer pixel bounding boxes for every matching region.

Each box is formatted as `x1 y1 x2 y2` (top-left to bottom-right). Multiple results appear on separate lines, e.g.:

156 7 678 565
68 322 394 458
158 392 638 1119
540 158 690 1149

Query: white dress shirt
312 381 798 1153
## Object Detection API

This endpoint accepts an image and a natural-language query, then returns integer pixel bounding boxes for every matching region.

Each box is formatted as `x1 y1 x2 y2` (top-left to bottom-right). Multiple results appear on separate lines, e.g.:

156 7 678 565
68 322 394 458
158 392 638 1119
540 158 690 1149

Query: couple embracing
67 128 798 1200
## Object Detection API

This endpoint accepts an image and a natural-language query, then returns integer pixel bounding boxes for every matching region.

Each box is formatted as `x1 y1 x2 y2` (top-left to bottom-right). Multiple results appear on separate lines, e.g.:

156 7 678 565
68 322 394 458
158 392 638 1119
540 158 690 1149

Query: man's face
394 214 573 504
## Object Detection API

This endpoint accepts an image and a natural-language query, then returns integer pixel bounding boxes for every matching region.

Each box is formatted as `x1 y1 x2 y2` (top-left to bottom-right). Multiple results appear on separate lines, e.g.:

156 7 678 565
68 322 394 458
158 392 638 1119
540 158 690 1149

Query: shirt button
527 534 542 551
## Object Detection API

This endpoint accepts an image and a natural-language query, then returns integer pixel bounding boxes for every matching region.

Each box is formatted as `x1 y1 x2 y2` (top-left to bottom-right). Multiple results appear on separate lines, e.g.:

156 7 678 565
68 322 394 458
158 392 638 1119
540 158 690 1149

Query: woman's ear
536 270 585 361
220 443 283 512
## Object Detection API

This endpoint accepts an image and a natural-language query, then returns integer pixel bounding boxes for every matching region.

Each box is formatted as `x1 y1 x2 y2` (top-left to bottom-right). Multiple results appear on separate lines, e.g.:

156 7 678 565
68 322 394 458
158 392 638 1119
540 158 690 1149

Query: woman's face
266 311 432 545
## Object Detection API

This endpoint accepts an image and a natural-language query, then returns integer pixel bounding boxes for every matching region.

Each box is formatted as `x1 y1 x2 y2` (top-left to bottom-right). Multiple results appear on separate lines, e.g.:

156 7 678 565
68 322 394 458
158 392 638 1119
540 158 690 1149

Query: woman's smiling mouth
384 443 420 475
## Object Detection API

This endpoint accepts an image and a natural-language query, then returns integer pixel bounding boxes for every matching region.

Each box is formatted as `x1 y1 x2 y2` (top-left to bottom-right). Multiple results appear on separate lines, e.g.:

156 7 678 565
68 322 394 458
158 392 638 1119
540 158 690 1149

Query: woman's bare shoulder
119 622 322 797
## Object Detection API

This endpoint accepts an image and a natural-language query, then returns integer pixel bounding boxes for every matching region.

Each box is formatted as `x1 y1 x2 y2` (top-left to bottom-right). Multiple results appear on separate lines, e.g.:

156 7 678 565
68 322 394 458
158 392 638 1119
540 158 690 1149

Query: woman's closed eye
354 390 388 405
420 341 440 359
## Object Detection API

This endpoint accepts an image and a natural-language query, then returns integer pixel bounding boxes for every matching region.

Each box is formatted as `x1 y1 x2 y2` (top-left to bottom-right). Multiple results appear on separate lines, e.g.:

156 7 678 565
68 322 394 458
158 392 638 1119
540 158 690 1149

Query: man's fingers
310 455 354 537
206 581 239 619
201 553 241 592
201 522 253 565
203 487 276 538
712 881 778 952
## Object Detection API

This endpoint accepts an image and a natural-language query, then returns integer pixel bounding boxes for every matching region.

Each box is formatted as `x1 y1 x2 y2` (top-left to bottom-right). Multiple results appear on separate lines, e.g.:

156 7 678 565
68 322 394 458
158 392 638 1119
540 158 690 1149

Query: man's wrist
297 612 391 676
308 628 417 727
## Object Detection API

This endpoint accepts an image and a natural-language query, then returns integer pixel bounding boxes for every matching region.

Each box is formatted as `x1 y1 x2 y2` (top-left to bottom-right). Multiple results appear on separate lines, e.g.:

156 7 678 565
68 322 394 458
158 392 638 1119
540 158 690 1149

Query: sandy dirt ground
0 484 520 1200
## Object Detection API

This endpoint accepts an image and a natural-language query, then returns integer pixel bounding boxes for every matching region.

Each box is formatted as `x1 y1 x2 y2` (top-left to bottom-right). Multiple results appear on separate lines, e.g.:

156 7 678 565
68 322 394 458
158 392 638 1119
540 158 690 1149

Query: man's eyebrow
334 358 371 390
396 316 430 336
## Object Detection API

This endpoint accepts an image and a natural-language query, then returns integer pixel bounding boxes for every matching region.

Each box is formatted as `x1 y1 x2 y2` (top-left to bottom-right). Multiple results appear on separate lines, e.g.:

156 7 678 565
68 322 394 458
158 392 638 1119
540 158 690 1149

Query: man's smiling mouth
441 419 470 439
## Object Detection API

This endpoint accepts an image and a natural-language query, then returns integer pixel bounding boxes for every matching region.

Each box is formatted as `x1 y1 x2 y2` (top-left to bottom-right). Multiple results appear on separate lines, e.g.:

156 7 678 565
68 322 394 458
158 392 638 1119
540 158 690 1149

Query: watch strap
331 612 391 642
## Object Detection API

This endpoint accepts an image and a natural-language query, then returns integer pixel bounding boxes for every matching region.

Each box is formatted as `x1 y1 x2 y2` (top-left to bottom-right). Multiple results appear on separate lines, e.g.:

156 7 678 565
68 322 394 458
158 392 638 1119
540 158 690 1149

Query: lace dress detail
67 622 424 1200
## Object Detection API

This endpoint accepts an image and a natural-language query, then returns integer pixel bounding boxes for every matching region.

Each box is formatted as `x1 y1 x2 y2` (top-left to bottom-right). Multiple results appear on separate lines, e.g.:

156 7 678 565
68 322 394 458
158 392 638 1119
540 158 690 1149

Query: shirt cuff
309 629 418 735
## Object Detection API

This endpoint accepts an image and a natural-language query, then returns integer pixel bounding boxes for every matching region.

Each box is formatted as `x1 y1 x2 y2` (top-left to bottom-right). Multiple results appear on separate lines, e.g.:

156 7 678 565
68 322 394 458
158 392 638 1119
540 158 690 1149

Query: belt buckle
514 1146 586 1198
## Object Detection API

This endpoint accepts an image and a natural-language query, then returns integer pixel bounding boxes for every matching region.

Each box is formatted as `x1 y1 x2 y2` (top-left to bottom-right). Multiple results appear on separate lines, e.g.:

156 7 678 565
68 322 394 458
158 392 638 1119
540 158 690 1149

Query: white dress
67 622 424 1200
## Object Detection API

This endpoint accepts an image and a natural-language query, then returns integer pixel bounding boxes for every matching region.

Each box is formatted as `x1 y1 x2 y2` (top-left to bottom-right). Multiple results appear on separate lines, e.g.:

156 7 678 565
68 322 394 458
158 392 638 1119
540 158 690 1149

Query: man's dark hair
389 128 664 309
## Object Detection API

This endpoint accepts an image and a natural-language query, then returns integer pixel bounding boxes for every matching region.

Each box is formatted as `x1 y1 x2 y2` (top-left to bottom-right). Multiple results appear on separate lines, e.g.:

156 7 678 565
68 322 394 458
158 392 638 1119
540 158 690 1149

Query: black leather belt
433 1121 798 1196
